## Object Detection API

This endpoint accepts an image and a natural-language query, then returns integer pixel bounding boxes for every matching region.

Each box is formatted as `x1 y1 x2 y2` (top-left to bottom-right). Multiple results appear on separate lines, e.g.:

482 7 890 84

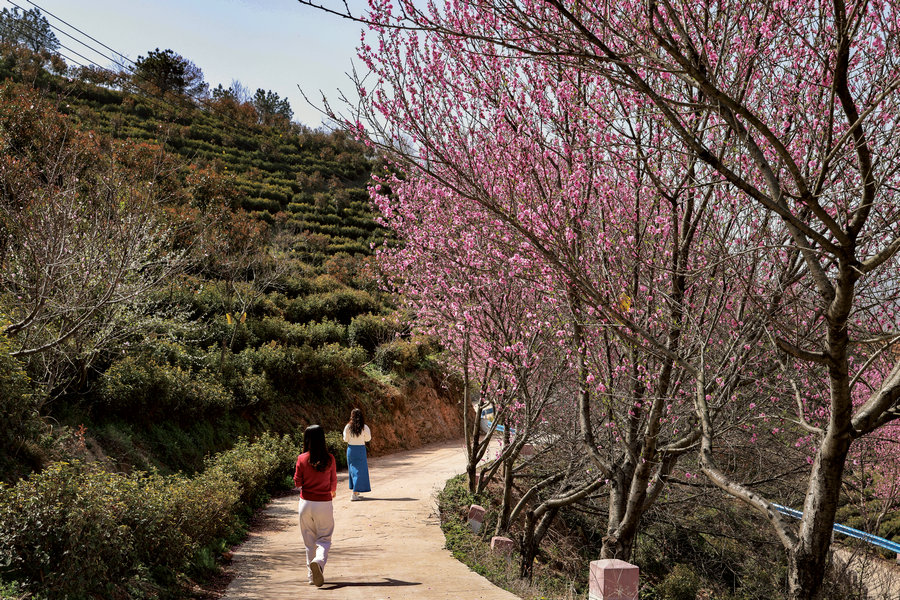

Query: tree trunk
600 471 640 561
518 506 559 580
787 429 852 600
461 333 482 494
495 427 514 534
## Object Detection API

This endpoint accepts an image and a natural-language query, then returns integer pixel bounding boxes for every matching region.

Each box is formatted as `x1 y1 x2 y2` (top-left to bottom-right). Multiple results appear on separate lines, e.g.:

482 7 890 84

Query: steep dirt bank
364 371 467 454
288 370 470 457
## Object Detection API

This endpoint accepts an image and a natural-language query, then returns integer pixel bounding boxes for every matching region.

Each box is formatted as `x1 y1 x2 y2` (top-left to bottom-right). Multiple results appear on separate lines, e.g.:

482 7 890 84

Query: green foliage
252 88 293 126
284 289 381 324
0 434 295 599
0 7 59 53
374 339 429 374
239 342 366 398
0 333 43 481
325 431 349 470
653 564 701 600
99 356 234 422
133 48 206 97
348 313 399 353
205 433 299 509
249 316 348 347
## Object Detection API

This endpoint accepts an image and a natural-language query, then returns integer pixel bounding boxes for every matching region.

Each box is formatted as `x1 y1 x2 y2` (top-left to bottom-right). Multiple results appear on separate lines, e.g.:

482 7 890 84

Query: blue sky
14 0 365 128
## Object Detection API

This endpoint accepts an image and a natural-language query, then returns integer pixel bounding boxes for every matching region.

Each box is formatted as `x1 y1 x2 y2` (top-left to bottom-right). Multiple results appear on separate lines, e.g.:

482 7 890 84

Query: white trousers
298 499 334 581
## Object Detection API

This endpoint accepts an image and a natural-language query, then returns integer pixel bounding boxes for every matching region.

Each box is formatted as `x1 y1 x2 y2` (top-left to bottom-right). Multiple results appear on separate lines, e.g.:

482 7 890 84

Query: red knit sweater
294 452 337 501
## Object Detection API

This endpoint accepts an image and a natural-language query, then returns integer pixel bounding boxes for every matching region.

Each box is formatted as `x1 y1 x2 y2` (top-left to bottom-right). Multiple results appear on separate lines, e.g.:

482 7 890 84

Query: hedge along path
221 439 521 600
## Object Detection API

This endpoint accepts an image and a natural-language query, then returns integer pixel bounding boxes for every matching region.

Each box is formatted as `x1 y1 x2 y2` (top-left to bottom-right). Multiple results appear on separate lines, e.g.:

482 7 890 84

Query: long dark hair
348 408 365 437
303 425 331 472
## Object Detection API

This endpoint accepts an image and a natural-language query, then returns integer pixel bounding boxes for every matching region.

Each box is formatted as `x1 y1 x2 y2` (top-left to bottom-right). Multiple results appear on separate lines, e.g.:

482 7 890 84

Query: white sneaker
350 493 359 501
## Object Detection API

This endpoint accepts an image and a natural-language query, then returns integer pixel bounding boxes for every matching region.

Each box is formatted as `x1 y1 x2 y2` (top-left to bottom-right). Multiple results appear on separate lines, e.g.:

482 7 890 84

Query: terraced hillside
0 46 450 482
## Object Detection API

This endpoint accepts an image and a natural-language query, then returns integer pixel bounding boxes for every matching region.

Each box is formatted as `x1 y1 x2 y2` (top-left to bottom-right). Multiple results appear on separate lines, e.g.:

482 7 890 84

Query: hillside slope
0 43 456 480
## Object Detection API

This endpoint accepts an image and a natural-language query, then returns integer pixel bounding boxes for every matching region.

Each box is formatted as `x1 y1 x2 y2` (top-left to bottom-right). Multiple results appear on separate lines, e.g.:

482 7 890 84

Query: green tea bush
325 431 349 470
348 313 400 353
0 433 294 599
206 433 298 509
249 315 303 345
0 461 144 598
285 289 380 324
374 339 424 374
100 356 234 421
317 342 368 371
304 319 349 347
242 343 305 394
242 196 281 213
250 315 350 347
329 240 371 255
0 461 222 599
0 335 43 481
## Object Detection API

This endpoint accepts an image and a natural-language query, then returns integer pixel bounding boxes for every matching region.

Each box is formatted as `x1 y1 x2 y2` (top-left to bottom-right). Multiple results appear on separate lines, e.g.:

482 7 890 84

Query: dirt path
220 439 520 600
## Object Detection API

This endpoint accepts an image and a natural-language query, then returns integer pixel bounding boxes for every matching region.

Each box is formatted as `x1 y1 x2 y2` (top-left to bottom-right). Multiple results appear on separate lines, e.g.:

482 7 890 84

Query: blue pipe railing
480 407 516 435
772 503 900 554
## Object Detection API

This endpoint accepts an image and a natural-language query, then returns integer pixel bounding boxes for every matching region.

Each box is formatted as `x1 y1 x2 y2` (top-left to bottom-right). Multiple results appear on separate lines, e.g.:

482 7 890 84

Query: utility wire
6 0 127 71
2 0 278 138
25 0 135 67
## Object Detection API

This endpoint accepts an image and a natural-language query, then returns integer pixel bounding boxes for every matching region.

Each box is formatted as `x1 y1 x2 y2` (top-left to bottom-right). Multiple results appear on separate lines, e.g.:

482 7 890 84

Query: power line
8 0 129 72
1 0 278 138
25 0 134 67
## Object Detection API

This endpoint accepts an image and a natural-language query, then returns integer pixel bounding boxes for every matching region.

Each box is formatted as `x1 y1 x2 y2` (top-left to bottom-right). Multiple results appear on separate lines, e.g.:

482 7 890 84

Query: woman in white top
342 408 372 500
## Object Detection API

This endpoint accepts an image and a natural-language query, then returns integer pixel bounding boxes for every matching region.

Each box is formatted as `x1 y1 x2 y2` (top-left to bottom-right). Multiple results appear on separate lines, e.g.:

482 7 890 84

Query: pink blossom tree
301 0 900 595
349 23 766 568
343 1 900 597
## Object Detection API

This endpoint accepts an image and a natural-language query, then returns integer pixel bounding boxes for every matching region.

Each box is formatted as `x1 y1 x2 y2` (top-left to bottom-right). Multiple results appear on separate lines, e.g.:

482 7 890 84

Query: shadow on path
355 497 418 502
321 578 421 590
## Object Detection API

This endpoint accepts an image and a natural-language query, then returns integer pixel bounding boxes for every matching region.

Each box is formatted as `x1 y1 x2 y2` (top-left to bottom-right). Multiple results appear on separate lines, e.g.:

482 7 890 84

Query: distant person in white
342 408 372 501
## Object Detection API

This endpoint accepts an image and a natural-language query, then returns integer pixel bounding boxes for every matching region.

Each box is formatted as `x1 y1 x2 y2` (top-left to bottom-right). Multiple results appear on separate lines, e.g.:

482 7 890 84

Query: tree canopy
0 7 58 54
314 0 900 597
133 47 207 97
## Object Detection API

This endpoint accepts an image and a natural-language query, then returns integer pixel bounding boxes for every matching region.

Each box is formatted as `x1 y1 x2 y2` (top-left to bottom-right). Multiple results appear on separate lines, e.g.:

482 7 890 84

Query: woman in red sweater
293 424 337 587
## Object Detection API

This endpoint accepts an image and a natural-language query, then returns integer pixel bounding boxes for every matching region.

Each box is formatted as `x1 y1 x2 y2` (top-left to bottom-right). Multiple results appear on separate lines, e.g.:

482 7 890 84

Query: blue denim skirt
346 444 371 492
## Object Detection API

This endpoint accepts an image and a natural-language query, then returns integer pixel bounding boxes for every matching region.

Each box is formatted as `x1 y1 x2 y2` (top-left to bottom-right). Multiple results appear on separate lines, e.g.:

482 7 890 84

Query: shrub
305 319 349 347
0 461 214 599
655 564 701 600
317 342 368 371
0 334 43 481
325 431 349 470
285 289 380 324
348 313 396 353
0 433 295 599
100 356 234 421
206 433 298 509
374 339 423 374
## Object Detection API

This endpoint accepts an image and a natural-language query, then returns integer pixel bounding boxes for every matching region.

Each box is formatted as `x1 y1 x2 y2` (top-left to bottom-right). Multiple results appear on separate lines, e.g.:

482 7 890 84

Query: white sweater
342 423 372 446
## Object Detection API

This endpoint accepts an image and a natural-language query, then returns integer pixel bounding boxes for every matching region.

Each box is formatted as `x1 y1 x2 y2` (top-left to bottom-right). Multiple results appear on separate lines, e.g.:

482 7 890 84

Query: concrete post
589 559 639 600
467 504 486 534
490 536 515 556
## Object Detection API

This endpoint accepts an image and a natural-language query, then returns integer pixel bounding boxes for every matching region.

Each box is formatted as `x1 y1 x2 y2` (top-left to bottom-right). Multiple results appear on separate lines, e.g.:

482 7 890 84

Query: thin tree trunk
518 506 559 580
496 425 514 534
